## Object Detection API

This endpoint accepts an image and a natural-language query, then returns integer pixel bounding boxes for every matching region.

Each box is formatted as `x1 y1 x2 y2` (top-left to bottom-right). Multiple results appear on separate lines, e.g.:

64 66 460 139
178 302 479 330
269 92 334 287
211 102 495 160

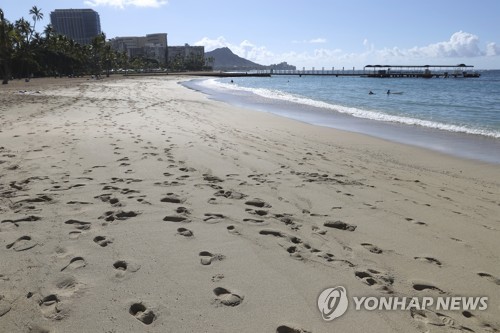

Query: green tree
90 32 106 76
1 7 127 80
0 8 13 84
103 43 114 77
28 6 43 42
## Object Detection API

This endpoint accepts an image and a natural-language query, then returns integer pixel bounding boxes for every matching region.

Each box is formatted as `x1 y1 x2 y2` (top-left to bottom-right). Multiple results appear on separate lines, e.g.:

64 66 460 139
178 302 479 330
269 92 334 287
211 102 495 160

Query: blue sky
3 0 500 68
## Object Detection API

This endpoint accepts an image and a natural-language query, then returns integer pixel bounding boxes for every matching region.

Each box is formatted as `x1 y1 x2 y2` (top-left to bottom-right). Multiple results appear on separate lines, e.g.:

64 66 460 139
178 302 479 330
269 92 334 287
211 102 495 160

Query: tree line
0 6 211 85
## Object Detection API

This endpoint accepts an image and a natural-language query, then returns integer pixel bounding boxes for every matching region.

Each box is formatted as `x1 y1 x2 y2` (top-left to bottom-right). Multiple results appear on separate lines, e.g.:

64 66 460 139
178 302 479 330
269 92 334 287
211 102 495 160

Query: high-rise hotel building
50 9 101 45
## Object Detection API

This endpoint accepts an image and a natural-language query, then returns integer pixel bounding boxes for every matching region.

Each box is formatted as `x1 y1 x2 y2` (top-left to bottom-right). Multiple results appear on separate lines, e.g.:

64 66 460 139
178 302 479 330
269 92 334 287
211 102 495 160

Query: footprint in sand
129 302 156 325
199 251 226 265
209 273 224 283
276 325 312 333
214 189 247 200
93 236 113 247
412 282 445 294
203 213 225 223
95 194 122 207
410 308 473 332
226 225 241 235
1 215 42 227
286 246 303 260
154 181 183 188
203 174 224 183
460 311 499 332
69 231 82 239
175 206 190 214
477 272 500 285
179 167 196 172
259 229 285 237
53 276 79 296
246 208 269 216
0 296 11 318
245 198 272 208
66 200 92 205
163 215 188 223
99 210 139 222
213 287 244 307
114 260 139 271
274 215 301 231
324 220 357 231
414 256 442 266
112 260 140 278
355 269 394 293
177 227 194 237
65 219 91 230
312 225 327 235
39 294 63 319
243 218 266 225
60 257 86 272
160 193 185 204
6 236 37 251
361 243 383 254
259 229 302 245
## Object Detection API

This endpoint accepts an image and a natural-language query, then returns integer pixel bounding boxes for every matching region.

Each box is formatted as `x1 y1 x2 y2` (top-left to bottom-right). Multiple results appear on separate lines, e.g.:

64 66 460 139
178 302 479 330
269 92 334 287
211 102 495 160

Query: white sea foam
199 79 500 139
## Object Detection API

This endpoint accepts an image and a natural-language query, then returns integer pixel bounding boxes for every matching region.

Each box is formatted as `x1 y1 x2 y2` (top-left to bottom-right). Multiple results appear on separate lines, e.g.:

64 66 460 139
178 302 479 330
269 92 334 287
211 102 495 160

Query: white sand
0 76 499 333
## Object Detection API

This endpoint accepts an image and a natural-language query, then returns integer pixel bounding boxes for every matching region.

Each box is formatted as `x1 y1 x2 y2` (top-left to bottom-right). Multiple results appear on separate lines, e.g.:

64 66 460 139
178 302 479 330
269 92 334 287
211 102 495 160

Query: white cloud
194 36 231 51
407 31 483 58
310 38 327 44
194 36 274 64
363 38 374 52
84 0 168 9
486 42 500 56
292 38 327 44
195 31 500 69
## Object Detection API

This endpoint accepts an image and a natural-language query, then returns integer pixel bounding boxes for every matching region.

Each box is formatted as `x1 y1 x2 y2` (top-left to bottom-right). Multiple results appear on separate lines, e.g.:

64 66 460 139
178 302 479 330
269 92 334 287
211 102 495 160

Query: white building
167 44 205 64
109 33 168 65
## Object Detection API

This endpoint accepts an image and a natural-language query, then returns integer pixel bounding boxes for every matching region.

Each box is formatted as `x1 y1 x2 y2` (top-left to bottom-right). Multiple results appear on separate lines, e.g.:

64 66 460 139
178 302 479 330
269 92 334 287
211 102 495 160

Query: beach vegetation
1 6 192 83
167 53 209 72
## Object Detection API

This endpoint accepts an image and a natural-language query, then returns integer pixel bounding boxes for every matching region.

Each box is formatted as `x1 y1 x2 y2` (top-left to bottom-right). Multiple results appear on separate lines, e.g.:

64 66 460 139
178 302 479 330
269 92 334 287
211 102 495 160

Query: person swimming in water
369 90 374 95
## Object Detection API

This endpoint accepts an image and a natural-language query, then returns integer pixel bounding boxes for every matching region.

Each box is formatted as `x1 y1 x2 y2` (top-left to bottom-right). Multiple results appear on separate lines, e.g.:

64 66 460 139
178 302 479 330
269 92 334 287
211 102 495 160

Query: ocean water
184 71 500 164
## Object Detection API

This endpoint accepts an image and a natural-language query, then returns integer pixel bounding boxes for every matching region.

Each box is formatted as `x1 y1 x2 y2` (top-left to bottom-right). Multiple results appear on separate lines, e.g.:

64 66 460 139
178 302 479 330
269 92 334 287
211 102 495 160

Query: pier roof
364 64 474 68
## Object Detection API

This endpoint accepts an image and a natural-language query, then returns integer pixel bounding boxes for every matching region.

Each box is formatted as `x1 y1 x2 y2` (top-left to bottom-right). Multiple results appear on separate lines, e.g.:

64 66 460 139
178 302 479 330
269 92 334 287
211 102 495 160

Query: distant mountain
205 47 265 71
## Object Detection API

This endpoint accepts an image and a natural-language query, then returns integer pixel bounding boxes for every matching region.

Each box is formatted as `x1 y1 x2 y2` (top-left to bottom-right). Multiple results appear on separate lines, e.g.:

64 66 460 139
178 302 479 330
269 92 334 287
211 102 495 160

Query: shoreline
1 76 499 332
184 77 500 165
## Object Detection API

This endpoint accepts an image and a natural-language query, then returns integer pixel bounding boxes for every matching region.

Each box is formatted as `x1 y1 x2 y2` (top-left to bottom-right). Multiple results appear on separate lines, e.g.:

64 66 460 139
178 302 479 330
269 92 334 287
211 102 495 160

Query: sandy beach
0 76 499 333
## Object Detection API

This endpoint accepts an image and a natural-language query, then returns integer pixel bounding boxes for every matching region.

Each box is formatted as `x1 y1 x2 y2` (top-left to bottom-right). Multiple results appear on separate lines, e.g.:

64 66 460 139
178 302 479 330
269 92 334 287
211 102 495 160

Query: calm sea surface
184 71 500 164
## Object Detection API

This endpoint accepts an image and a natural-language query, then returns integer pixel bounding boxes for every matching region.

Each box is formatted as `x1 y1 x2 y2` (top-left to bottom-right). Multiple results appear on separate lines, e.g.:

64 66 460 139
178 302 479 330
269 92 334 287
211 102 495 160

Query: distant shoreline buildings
51 8 205 68
50 9 101 45
109 33 168 64
109 34 205 68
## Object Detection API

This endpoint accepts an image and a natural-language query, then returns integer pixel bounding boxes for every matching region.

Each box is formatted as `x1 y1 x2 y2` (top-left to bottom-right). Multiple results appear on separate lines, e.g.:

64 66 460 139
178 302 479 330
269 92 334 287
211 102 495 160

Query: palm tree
13 17 32 78
0 8 16 84
1 7 124 79
90 32 106 77
43 23 54 39
103 43 114 77
21 6 43 79
28 6 43 42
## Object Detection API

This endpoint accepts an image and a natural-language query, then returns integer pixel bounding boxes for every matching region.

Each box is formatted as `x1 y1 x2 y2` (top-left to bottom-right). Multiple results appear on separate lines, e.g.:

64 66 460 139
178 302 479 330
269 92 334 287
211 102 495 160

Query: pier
364 64 480 78
252 64 480 78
